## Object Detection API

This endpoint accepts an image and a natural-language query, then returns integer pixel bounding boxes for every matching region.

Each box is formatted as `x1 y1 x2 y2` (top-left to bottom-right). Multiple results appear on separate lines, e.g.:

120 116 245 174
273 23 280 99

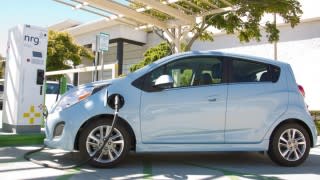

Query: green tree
129 0 302 72
47 30 94 79
130 42 171 72
134 0 302 53
0 54 5 78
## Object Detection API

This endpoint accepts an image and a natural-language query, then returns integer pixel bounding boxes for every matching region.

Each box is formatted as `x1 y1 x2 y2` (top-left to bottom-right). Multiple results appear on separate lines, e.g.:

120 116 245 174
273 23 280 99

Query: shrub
130 42 171 72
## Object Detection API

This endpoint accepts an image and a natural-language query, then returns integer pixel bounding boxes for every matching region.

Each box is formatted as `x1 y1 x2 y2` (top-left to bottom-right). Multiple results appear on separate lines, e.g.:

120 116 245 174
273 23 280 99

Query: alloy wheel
278 128 306 161
86 125 125 163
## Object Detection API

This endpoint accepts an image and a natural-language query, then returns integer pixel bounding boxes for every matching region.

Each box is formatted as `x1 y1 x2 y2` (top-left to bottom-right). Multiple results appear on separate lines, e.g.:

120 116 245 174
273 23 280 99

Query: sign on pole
97 32 110 52
95 32 110 81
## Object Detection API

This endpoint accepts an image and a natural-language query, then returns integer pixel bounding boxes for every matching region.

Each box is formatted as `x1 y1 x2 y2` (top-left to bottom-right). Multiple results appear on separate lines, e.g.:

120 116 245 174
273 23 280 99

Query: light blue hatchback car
44 51 318 167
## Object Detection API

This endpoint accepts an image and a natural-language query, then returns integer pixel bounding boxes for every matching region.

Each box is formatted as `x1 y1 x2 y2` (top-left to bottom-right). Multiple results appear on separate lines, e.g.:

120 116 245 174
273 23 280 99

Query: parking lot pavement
0 141 320 180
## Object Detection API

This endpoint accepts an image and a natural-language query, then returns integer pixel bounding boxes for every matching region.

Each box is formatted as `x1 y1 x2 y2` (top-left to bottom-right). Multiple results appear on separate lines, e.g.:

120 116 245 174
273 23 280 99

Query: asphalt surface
0 141 320 180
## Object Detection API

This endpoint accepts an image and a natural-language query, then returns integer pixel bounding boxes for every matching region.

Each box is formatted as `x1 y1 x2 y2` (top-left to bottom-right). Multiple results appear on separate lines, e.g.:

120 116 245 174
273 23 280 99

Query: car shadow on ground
1 146 320 180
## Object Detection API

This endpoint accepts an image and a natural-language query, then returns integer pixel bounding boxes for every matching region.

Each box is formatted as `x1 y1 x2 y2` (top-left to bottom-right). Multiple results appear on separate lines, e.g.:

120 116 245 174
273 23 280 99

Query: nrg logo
24 35 40 45
24 33 46 46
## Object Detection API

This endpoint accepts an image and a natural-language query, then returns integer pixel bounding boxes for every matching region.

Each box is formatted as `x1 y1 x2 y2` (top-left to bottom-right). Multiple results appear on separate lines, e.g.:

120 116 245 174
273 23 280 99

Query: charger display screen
32 51 42 58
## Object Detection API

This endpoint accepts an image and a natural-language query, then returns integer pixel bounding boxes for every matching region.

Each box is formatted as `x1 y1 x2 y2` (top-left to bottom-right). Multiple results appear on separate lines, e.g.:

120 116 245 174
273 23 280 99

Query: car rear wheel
79 118 131 168
268 123 310 166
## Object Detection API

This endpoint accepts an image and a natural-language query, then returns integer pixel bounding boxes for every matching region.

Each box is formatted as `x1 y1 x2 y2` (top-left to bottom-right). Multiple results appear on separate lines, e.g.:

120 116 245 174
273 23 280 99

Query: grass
316 120 320 135
310 111 320 120
310 111 320 135
0 133 45 147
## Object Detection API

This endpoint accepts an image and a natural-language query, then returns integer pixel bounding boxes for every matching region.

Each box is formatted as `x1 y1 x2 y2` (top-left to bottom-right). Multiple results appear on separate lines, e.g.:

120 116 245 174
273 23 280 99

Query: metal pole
93 51 98 81
100 51 104 80
116 40 123 75
274 13 278 60
94 35 99 81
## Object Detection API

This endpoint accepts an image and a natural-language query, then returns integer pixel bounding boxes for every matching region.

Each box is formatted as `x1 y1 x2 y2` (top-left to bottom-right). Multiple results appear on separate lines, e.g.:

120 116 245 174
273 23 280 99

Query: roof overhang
48 19 81 31
63 19 147 47
53 0 234 30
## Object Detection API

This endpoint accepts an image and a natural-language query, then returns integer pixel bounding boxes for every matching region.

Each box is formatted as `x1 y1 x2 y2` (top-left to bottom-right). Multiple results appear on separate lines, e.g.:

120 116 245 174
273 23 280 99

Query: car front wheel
79 118 131 168
268 123 310 166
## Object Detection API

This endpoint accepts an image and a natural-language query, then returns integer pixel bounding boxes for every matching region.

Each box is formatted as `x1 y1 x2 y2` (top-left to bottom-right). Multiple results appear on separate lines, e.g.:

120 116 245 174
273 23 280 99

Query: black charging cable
24 95 121 170
55 79 61 102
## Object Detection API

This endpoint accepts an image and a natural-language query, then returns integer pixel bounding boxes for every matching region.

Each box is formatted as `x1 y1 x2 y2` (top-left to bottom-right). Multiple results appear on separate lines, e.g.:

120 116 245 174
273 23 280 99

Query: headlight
54 86 94 111
54 84 108 112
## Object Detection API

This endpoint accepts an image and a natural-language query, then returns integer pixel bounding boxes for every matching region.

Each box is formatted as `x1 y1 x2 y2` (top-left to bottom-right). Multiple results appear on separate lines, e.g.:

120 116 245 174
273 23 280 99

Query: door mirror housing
153 75 174 89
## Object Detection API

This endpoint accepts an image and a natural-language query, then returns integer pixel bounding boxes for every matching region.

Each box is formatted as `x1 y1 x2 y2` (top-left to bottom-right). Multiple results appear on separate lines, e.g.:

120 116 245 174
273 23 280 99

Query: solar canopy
53 0 234 52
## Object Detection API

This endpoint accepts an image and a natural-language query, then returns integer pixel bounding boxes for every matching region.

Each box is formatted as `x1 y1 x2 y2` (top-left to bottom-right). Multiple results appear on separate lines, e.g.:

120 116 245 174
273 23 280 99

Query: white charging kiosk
2 24 48 133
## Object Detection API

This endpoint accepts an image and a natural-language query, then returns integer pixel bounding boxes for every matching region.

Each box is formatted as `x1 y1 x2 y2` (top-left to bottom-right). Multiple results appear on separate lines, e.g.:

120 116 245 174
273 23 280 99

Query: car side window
230 59 277 83
46 84 74 94
193 57 223 86
46 83 59 94
270 65 281 82
143 56 223 91
166 58 196 88
67 85 74 91
143 65 166 91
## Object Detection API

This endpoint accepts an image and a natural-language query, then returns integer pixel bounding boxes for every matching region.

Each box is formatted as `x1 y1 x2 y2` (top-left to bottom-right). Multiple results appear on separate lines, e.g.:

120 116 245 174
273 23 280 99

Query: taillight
298 85 305 97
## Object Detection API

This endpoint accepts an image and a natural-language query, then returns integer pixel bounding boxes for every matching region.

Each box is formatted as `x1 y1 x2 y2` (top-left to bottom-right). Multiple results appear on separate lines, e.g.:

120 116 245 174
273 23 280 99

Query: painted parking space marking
143 160 152 179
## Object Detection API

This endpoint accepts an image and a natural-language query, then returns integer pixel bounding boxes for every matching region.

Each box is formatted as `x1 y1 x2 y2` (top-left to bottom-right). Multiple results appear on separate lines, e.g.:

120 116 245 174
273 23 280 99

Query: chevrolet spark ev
45 51 318 167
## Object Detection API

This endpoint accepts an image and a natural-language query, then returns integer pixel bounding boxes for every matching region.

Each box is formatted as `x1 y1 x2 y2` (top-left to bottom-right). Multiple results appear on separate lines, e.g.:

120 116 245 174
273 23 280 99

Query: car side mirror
153 75 174 89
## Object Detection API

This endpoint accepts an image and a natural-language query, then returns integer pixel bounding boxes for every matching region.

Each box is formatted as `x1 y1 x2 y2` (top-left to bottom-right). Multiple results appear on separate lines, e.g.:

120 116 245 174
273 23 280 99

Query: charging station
2 24 48 133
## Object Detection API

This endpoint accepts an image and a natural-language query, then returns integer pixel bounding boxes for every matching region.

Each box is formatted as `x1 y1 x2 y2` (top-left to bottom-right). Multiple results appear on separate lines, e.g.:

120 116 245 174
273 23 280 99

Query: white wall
72 24 147 51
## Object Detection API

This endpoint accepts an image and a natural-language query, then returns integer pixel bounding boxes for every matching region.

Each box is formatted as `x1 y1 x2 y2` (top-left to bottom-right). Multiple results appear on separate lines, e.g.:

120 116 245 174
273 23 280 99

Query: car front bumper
44 101 93 151
44 89 112 151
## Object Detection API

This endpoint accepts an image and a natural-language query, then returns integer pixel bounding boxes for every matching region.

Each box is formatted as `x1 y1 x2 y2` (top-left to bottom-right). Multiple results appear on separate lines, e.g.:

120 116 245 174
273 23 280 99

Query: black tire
268 123 310 167
79 118 131 168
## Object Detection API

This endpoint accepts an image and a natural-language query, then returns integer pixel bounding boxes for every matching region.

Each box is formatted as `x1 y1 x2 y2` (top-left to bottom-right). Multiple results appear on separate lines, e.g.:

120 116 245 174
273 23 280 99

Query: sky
0 0 101 56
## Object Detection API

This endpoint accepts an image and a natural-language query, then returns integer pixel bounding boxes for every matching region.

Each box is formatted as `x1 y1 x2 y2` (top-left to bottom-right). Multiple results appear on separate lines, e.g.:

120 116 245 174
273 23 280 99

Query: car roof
128 51 288 79
158 51 287 66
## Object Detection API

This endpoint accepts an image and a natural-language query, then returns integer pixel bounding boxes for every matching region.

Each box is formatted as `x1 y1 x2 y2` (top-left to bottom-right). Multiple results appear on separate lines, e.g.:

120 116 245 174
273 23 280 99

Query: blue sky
0 0 102 56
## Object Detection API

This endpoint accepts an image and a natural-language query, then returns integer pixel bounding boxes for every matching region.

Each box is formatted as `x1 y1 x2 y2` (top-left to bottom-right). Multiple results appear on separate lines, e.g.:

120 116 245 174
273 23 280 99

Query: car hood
77 77 126 89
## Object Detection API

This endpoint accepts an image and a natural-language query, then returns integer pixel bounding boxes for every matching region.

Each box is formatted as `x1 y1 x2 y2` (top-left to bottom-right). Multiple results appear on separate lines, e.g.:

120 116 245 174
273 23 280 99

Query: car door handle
207 96 217 102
